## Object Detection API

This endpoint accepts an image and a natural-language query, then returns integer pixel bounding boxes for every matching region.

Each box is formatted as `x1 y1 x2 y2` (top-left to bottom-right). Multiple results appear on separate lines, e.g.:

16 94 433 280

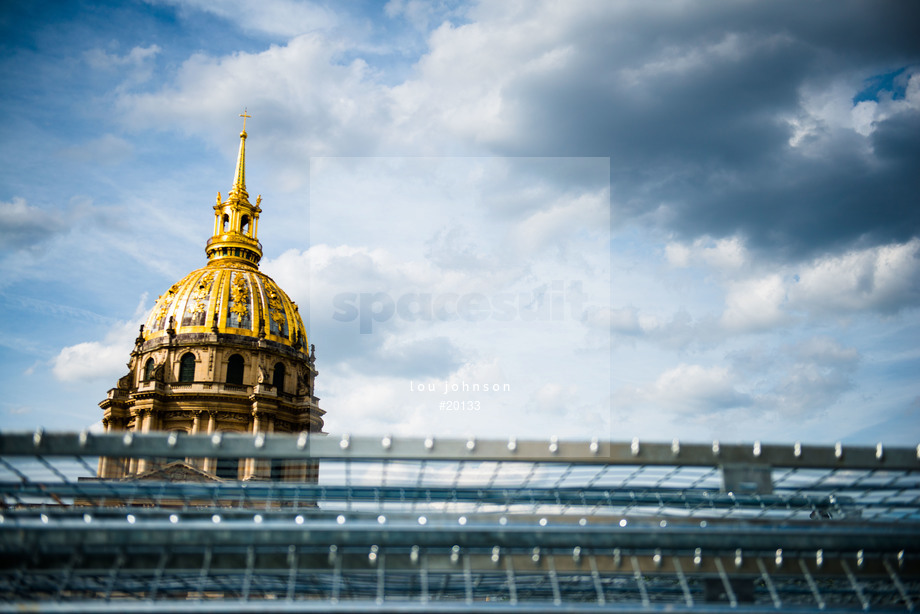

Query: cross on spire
239 108 251 132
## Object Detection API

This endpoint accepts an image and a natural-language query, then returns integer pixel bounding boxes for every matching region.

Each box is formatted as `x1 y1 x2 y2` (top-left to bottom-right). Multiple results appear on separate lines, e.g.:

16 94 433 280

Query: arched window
241 215 250 235
272 362 285 393
143 358 155 381
222 213 230 232
226 354 245 385
179 353 195 382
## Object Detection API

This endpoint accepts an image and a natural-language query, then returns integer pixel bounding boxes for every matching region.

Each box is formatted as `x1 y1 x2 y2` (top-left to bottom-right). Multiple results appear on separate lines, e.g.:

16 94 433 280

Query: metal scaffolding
1 430 918 612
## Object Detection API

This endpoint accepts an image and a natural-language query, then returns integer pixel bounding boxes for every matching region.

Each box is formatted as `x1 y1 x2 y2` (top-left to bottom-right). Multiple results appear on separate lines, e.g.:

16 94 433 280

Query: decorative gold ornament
229 273 250 324
189 272 214 314
268 290 286 332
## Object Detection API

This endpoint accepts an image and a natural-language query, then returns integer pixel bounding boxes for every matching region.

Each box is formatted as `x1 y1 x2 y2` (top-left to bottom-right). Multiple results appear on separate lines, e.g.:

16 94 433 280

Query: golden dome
141 114 307 353
142 262 308 351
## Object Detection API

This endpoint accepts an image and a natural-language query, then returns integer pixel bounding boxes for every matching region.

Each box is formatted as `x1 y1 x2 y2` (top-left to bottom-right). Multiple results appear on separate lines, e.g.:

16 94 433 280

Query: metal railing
1 430 918 612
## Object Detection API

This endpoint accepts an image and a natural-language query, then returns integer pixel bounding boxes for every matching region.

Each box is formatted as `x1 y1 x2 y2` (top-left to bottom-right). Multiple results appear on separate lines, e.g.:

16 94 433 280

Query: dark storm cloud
485 1 920 259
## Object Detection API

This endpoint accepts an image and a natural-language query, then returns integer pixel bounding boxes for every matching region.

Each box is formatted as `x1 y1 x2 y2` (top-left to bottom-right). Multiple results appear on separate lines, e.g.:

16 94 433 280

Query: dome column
201 410 218 474
243 407 274 479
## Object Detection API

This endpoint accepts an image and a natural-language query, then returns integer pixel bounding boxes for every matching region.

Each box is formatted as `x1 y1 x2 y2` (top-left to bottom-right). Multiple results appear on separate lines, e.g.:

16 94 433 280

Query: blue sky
1 0 918 445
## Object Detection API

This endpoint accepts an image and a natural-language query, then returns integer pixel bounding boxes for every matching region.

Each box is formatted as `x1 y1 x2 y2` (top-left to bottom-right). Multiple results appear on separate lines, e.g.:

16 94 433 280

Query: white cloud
508 189 609 255
85 44 161 70
118 34 390 164
790 238 920 315
51 297 149 382
721 273 787 332
665 235 747 271
746 336 860 418
85 44 161 89
52 321 136 382
621 363 751 416
788 68 920 148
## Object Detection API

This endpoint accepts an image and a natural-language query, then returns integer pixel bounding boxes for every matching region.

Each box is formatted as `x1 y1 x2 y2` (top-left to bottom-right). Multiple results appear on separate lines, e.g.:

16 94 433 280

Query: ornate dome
143 263 308 352
140 114 307 353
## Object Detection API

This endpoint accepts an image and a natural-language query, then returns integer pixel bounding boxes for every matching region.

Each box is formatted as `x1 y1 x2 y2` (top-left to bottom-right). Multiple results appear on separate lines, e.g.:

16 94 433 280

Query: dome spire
228 109 251 205
205 111 263 268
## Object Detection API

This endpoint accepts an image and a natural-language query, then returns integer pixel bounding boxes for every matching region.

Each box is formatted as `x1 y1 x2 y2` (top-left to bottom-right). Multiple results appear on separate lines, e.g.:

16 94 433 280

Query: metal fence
1 430 918 612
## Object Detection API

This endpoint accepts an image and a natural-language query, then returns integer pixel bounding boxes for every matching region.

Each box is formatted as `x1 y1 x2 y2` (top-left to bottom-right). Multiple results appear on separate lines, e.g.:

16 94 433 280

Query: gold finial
216 192 221 205
239 108 251 132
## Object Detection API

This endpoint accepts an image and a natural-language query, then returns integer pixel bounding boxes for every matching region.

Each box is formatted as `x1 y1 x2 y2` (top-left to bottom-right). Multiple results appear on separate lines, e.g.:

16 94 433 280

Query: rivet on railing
33 428 43 447
671 439 680 456
339 434 350 450
630 437 640 457
297 432 307 450
774 548 783 568
466 437 476 451
123 432 134 447
410 545 420 565
794 441 802 458
712 440 720 456
491 546 501 564
381 435 392 450
875 442 884 461
816 549 823 568
753 441 762 458
424 436 435 450
835 441 843 459
507 437 517 452
549 436 558 454
734 549 743 569
589 437 599 454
